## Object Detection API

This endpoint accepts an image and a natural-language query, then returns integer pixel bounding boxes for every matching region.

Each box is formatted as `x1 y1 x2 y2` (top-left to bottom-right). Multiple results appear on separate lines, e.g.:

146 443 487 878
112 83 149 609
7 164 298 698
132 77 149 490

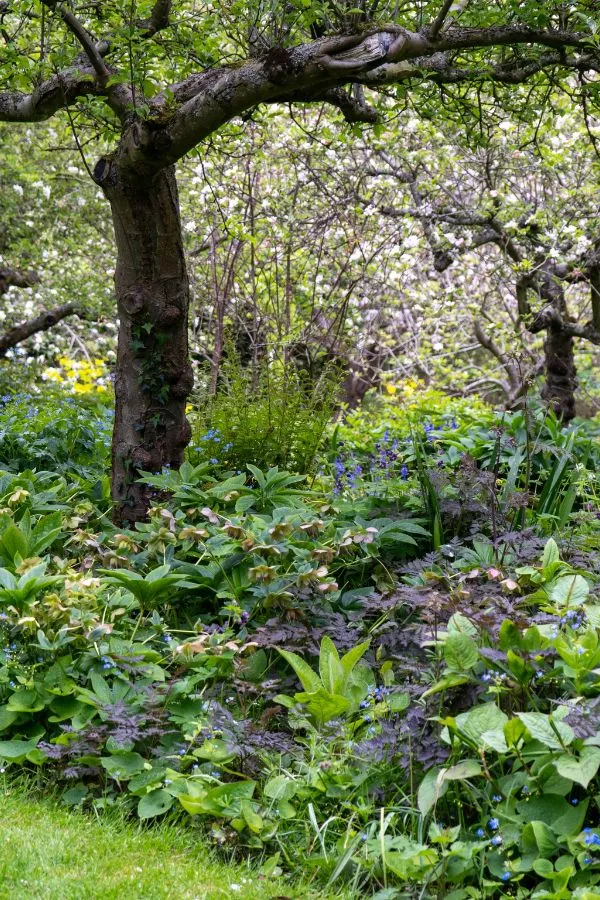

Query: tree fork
95 159 193 523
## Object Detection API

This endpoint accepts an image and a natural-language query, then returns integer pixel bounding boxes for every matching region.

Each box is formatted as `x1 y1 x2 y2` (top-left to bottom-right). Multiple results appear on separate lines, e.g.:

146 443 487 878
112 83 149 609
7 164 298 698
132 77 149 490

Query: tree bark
535 272 577 423
541 324 577 423
98 163 193 524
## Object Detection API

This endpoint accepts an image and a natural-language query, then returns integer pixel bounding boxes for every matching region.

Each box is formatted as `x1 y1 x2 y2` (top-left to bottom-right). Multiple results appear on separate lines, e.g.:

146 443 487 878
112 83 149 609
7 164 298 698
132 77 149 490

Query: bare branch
41 1 109 84
301 85 379 123
0 303 82 357
428 0 455 41
0 267 40 295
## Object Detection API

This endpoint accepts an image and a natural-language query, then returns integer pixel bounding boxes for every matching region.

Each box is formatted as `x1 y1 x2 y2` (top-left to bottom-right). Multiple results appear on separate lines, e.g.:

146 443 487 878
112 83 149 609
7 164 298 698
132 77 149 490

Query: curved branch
0 267 39 295
41 1 109 83
0 303 82 357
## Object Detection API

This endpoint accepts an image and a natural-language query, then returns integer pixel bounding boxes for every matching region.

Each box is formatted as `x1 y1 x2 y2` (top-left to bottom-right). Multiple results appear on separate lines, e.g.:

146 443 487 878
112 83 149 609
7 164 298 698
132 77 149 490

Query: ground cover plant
1 3 600 893
0 384 596 897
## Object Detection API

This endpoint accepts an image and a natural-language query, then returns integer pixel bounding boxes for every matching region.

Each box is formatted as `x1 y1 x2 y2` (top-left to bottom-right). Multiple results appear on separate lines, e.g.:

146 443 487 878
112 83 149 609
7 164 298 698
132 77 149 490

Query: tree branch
428 0 455 41
141 0 172 38
0 303 82 357
41 1 109 83
0 267 40 295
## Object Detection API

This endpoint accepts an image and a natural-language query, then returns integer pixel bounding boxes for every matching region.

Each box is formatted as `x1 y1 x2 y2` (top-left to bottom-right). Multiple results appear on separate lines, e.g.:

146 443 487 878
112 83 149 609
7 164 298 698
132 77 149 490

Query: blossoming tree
0 0 598 520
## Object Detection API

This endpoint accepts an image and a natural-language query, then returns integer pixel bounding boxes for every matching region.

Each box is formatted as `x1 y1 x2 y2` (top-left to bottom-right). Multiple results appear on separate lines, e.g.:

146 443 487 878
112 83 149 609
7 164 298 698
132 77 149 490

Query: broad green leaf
137 789 174 819
455 703 508 744
318 636 344 694
294 687 350 725
0 738 38 759
418 767 448 817
443 632 479 671
548 574 589 608
443 759 482 781
447 613 478 636
240 798 263 833
263 775 296 801
517 712 574 749
277 648 321 693
480 728 509 753
555 747 600 788
542 538 560 569
340 639 371 676
100 752 146 780
421 673 470 698
522 820 557 857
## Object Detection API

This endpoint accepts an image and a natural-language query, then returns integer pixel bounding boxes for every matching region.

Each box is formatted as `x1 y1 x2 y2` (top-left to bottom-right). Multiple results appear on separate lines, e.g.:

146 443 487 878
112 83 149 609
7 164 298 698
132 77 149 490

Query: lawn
0 788 333 900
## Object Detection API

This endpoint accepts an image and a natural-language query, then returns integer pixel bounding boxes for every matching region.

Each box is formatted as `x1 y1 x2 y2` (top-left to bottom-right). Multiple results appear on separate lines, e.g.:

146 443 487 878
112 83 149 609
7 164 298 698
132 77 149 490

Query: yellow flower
385 384 397 396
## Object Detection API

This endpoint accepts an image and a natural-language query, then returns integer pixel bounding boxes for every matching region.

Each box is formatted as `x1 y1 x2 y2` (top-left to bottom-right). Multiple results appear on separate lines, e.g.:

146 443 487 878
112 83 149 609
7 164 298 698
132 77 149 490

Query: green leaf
240 798 263 833
517 712 574 749
137 789 174 819
555 747 600 788
522 820 557 857
277 648 321 693
194 739 234 763
0 738 38 759
293 687 350 725
318 636 344 694
447 613 478 636
339 639 371 676
443 632 479 671
263 775 296 801
480 728 509 753
421 673 470 698
455 703 508 744
418 767 449 817
532 858 554 877
548 574 589 608
443 759 482 781
387 692 410 712
542 538 560 569
100 752 146 780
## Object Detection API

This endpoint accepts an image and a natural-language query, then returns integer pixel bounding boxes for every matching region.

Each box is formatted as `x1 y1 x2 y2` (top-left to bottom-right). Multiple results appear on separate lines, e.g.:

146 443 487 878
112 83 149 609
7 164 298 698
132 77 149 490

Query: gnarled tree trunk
541 324 577 423
96 162 193 524
537 271 577 423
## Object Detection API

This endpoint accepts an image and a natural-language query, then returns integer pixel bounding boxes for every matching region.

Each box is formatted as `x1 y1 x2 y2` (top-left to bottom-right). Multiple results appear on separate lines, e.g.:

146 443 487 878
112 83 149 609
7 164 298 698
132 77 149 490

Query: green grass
0 786 338 900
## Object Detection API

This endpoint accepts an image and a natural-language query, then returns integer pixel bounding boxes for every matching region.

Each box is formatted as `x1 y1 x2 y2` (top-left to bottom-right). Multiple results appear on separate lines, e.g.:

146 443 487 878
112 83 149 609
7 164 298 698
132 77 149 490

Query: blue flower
584 857 593 865
501 872 510 882
491 835 503 846
488 818 499 831
400 465 409 480
492 794 502 803
572 798 579 805
522 785 530 795
475 828 485 838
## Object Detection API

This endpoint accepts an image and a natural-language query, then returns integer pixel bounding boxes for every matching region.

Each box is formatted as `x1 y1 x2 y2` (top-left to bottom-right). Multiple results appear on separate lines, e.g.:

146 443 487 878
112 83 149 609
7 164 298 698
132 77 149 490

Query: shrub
189 353 340 473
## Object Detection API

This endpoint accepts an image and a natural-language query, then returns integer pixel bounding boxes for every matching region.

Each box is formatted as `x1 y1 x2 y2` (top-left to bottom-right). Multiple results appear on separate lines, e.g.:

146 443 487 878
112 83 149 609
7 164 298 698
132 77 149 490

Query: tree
364 116 600 420
1 1 598 520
